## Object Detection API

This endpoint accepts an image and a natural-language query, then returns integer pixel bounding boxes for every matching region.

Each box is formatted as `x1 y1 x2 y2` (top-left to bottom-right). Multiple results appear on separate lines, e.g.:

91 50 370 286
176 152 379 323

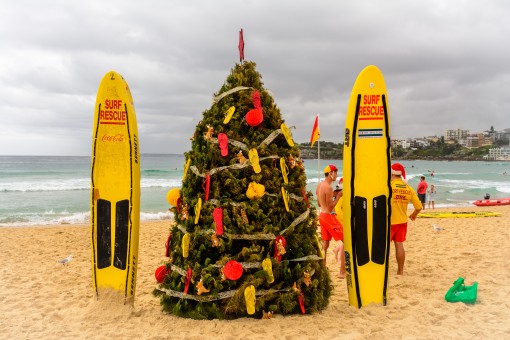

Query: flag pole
317 115 320 186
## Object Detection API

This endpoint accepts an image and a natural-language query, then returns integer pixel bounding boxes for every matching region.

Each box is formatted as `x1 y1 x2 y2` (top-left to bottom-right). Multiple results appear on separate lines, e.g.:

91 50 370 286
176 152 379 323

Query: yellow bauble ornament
246 182 265 200
166 188 181 206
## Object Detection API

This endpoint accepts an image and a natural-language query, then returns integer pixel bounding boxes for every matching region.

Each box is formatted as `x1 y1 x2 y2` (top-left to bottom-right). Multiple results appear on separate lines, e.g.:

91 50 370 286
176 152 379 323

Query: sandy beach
1 205 509 339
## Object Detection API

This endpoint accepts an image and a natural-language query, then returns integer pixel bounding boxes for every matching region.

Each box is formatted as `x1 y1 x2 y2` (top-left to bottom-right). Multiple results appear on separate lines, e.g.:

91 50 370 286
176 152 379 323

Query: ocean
0 155 509 227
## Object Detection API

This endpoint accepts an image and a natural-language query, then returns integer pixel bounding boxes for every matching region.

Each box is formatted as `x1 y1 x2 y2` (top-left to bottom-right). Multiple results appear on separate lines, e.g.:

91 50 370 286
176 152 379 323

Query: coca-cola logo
102 134 125 143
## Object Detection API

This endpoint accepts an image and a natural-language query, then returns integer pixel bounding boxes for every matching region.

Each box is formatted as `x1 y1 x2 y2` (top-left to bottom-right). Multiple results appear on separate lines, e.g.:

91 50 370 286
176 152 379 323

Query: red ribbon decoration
301 188 310 208
176 196 182 214
184 268 192 294
202 174 211 201
213 207 223 235
165 234 172 257
252 90 261 108
274 235 286 262
298 292 306 314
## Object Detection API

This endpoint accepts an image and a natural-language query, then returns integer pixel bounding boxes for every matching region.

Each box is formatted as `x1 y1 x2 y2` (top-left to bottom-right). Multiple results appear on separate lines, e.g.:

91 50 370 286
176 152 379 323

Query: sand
1 205 510 339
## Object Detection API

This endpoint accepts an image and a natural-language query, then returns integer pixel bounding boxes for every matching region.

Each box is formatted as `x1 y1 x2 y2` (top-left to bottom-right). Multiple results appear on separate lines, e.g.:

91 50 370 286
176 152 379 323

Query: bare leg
394 241 405 275
428 201 431 209
333 243 346 278
432 201 435 209
338 242 346 278
322 239 330 266
333 245 340 262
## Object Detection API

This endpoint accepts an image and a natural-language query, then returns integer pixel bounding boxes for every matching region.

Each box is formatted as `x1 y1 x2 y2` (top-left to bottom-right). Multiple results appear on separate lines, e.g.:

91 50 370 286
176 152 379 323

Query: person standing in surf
390 163 422 275
427 184 437 209
316 165 343 270
417 176 428 209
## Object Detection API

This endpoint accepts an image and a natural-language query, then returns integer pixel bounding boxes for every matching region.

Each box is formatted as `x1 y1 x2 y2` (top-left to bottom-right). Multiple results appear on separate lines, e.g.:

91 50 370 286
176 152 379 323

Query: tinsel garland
212 86 252 104
175 209 310 239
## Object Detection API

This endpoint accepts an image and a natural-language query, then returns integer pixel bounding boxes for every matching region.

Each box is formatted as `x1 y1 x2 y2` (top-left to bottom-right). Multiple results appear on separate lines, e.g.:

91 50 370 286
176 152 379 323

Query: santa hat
391 163 406 179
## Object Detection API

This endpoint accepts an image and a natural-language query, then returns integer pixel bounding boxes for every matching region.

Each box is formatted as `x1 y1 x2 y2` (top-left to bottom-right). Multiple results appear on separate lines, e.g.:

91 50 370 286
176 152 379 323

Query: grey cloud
0 1 509 155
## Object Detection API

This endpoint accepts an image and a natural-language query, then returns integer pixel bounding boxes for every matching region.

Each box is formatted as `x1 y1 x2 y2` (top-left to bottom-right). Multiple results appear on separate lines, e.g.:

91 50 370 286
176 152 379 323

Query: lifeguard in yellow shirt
390 163 422 275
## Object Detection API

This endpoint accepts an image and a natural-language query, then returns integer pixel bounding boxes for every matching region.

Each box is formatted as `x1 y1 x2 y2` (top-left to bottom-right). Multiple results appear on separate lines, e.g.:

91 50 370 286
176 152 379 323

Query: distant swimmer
428 170 435 177
504 171 508 176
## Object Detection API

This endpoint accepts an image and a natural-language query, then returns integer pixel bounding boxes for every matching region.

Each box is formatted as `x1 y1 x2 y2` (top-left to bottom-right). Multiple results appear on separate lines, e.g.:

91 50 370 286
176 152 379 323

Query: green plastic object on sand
445 277 478 304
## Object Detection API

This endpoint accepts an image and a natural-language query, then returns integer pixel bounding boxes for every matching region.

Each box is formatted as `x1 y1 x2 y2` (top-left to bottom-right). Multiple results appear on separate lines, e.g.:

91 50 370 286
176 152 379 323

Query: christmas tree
153 61 332 319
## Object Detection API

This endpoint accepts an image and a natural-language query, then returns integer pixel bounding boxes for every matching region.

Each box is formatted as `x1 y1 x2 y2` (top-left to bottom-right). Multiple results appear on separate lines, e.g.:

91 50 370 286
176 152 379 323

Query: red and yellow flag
310 115 320 147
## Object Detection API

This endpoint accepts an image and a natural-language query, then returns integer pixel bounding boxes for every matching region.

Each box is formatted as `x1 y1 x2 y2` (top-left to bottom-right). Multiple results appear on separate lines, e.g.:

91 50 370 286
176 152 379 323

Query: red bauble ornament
155 265 169 283
223 260 243 280
246 108 263 127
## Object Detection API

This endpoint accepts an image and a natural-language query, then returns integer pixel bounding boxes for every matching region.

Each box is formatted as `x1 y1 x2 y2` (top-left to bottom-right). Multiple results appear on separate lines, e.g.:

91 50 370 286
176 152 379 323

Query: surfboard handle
114 199 129 270
353 196 370 266
371 195 388 265
97 199 112 269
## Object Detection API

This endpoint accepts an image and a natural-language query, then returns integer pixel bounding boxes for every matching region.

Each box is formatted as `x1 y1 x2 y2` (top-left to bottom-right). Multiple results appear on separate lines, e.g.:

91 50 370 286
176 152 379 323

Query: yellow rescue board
418 211 501 218
91 71 140 303
342 65 391 308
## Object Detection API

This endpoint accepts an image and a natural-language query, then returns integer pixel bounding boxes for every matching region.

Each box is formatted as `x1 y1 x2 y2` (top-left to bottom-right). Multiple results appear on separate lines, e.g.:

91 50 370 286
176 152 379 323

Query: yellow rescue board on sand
91 71 140 304
418 211 501 218
342 65 391 308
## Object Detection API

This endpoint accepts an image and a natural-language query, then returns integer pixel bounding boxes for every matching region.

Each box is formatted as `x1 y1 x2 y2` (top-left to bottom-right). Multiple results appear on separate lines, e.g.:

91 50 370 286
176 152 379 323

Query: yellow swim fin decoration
183 158 191 181
262 258 274 284
280 123 294 147
182 233 190 258
280 157 289 184
194 197 202 224
223 106 236 124
248 148 261 173
281 187 290 212
315 234 324 259
244 285 256 315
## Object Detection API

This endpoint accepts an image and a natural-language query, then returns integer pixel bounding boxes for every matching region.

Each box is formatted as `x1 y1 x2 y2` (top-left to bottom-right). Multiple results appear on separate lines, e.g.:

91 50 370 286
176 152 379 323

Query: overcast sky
1 1 509 156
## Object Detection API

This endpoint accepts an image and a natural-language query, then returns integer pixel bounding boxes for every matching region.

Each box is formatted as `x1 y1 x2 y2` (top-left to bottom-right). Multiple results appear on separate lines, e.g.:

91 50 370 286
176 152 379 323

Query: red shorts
319 213 343 241
391 223 408 242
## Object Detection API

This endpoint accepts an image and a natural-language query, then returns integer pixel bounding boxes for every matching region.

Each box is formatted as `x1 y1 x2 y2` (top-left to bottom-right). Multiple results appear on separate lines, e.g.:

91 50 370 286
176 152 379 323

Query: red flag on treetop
238 29 245 63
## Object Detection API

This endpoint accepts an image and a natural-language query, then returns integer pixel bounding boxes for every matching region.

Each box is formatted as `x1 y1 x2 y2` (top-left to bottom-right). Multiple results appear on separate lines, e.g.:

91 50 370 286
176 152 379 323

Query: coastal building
494 128 510 145
391 139 411 149
445 128 469 141
466 134 493 148
483 146 510 161
412 139 430 148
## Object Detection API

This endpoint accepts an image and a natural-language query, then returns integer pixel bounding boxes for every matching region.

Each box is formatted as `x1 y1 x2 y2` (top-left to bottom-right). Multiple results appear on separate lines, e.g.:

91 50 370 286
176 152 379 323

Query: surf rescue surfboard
91 71 140 303
342 65 391 308
418 211 501 218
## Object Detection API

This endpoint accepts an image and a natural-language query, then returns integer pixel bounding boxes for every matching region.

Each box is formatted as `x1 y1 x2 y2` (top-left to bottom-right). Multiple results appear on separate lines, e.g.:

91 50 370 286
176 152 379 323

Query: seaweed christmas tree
154 59 332 319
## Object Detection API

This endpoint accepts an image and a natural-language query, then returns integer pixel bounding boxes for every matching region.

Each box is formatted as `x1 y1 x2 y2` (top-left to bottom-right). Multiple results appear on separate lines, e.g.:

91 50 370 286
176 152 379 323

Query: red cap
324 164 338 174
391 163 406 179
